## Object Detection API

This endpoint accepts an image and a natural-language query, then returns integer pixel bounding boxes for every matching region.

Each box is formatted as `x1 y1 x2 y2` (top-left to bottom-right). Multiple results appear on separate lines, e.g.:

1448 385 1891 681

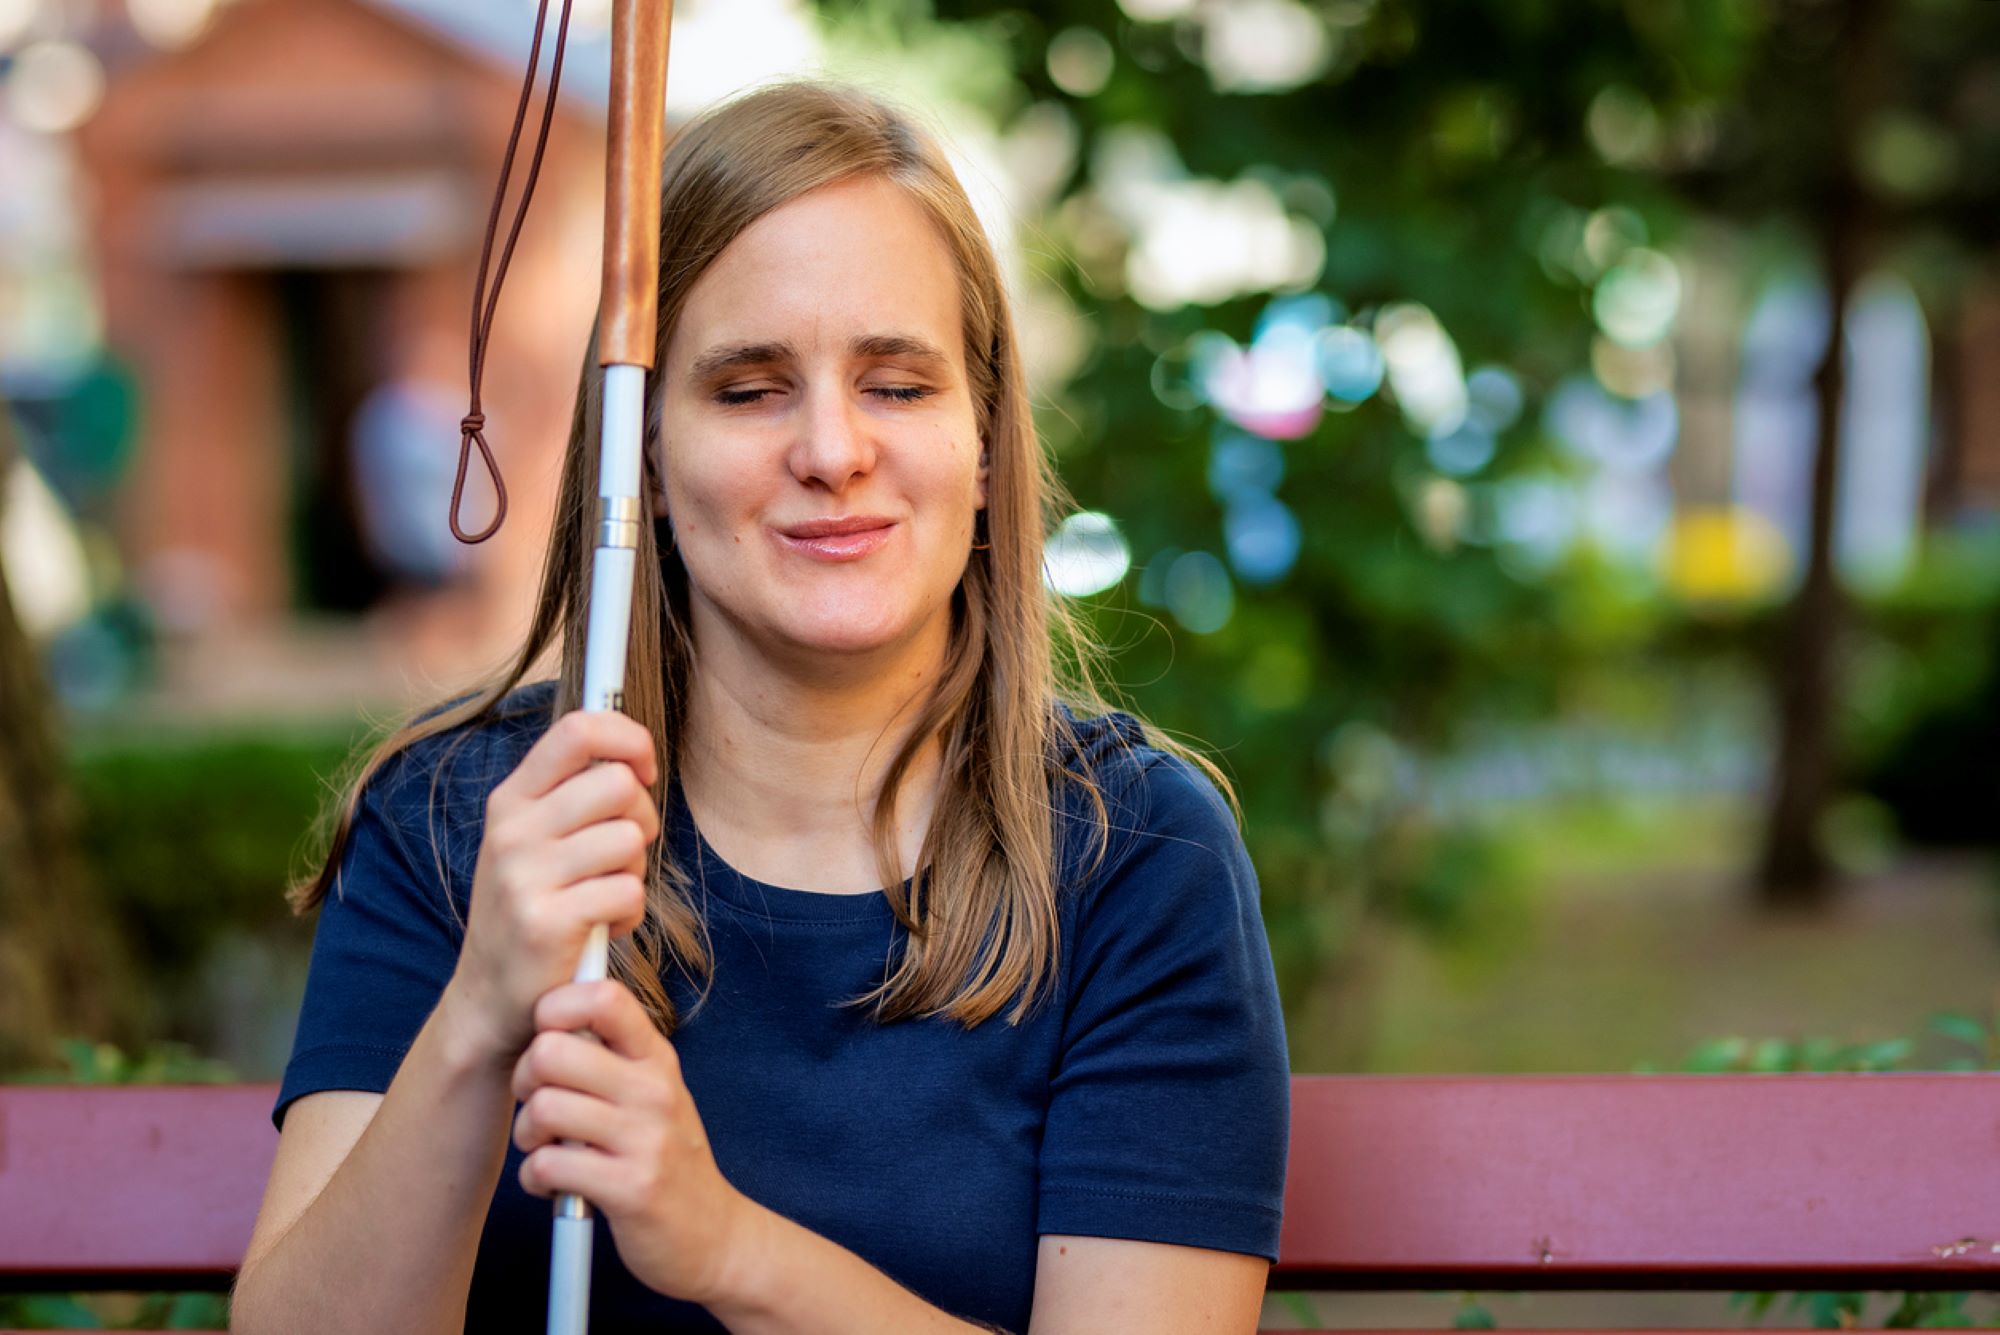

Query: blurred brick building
75 0 611 694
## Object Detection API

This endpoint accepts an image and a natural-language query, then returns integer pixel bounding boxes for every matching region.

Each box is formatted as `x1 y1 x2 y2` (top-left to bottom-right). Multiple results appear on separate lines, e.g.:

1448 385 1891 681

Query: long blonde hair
294 81 1199 1032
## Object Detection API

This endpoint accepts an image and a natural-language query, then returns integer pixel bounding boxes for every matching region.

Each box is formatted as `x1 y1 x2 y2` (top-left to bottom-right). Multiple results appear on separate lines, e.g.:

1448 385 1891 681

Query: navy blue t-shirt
276 679 1289 1333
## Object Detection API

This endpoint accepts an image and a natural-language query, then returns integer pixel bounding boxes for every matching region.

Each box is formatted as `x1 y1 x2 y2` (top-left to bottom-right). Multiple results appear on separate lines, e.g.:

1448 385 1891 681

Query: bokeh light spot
1043 511 1132 597
1465 365 1524 433
1047 27 1115 98
1165 550 1235 632
1224 494 1301 584
1593 248 1682 348
1316 325 1385 403
9 40 107 134
1208 432 1286 503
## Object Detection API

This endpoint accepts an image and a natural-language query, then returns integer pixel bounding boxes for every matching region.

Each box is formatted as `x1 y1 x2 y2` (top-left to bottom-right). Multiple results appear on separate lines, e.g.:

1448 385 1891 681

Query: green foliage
5 1038 235 1087
59 726 357 1038
1649 1005 2000 1076
0 1291 230 1331
1663 1033 1915 1074
68 729 354 967
927 0 1778 1013
1451 1295 1498 1329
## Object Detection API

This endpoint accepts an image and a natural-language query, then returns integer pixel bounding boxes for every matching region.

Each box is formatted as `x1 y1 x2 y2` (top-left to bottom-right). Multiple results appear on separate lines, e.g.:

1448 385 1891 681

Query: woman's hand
511 979 762 1307
447 710 661 1063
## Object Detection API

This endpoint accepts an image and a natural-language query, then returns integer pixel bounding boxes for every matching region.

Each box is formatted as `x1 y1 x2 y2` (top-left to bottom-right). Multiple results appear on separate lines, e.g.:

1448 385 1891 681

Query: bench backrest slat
3 1075 1996 1293
0 1084 278 1289
1278 1074 2000 1291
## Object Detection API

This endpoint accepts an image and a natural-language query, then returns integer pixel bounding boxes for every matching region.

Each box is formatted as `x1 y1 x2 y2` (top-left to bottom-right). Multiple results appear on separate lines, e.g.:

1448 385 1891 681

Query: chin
779 614 914 657
773 594 943 660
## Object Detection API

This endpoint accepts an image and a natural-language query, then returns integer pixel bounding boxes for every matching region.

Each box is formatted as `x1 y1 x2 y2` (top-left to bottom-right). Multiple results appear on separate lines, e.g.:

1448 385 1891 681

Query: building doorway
271 267 396 615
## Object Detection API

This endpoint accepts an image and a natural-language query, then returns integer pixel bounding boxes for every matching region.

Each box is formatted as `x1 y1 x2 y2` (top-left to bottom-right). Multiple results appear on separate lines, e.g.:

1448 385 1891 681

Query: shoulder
353 679 561 878
383 678 558 793
1051 703 1245 898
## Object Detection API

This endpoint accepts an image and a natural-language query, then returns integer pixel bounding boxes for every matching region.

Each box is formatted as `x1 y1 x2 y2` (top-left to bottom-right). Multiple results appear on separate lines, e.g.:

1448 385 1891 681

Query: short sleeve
1037 754 1290 1260
272 746 472 1130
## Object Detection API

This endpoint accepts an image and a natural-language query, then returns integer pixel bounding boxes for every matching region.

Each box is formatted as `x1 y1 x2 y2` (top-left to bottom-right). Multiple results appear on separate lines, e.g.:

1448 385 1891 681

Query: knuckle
517 899 554 945
647 1079 677 1117
603 820 644 862
485 814 519 857
626 1152 662 1201
526 1031 563 1076
494 860 531 904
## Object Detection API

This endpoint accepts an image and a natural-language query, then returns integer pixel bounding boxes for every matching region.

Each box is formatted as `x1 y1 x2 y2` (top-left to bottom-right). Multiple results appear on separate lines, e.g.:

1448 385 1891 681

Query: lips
778 516 896 539
774 515 896 562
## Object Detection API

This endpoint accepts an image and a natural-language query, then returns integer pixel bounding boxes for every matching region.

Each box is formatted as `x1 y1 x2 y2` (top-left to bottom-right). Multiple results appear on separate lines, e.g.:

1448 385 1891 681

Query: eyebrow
687 333 953 382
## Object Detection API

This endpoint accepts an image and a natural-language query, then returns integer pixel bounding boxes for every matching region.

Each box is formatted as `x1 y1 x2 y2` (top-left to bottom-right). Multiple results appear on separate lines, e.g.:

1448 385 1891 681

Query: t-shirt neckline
669 780 900 925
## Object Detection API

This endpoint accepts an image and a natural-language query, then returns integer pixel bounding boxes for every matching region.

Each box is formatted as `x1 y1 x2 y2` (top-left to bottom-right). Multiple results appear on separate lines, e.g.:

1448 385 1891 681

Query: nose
787 379 877 493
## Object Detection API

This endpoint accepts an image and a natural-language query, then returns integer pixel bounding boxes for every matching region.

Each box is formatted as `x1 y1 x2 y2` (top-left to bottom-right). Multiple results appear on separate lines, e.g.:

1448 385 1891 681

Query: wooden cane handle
599 0 673 369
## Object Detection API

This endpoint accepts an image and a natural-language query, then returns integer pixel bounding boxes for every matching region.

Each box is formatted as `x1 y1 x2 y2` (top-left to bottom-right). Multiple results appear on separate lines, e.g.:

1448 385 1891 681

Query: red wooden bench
3 1075 1995 1332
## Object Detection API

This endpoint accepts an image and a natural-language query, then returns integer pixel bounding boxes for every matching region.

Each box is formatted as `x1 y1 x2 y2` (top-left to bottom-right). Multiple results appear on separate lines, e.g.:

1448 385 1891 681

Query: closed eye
713 385 934 407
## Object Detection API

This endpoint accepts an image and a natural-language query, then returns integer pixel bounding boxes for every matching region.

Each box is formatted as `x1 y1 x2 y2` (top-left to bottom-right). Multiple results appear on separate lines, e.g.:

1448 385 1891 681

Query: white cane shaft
547 362 648 1332
548 1215 594 1335
579 364 646 714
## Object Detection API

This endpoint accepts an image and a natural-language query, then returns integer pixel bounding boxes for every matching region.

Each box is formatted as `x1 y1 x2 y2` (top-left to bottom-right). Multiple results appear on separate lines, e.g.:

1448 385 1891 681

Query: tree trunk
1921 296 1964 526
0 405 134 1072
1755 0 1888 911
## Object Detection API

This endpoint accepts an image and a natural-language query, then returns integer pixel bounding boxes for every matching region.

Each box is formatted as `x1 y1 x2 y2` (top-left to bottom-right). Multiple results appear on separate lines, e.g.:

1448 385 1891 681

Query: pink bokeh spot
1221 400 1324 440
1204 338 1325 440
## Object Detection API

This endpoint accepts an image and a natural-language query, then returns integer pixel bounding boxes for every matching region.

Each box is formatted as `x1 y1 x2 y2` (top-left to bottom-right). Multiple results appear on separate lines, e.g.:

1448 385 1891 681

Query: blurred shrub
63 727 356 1037
1846 530 2000 848
70 728 352 966
6 1036 234 1086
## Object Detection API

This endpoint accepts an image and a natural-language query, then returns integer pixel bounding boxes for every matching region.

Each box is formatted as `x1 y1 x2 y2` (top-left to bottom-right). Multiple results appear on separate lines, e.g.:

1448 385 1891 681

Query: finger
512 1024 629 1103
563 873 648 940
499 710 658 805
535 978 670 1064
513 1083 627 1156
545 819 653 885
529 762 661 845
519 1142 624 1205
503 874 645 974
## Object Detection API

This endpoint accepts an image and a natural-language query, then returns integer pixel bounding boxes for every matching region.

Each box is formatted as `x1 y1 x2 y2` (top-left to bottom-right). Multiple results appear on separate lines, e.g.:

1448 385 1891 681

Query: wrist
435 975 522 1075
701 1193 786 1322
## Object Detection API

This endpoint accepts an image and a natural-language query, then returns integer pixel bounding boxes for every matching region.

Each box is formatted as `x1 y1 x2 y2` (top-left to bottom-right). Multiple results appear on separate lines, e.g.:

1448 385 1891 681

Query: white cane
450 2 671 1327
548 4 673 1332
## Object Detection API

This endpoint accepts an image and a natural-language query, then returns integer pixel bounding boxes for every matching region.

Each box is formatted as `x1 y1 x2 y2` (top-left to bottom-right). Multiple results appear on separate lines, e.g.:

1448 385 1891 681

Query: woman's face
655 175 986 671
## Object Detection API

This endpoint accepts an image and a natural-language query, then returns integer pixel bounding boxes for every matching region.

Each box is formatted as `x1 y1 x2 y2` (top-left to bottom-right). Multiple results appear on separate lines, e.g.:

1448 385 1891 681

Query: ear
975 443 989 510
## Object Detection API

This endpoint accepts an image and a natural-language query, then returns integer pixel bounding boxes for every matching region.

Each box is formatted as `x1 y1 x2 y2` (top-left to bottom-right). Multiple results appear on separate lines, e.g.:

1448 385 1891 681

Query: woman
233 82 1288 1335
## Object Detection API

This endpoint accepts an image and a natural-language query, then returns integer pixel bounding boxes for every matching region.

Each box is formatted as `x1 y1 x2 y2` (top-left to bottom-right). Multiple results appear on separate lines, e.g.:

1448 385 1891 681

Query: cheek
660 433 750 538
921 423 984 501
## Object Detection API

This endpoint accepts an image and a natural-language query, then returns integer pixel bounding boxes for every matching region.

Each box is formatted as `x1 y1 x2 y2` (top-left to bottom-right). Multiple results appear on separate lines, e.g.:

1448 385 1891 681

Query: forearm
231 987 517 1335
705 1203 1001 1335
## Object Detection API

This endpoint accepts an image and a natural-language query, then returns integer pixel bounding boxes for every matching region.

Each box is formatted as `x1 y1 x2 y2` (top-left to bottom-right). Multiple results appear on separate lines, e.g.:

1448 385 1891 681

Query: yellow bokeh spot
1661 507 1792 603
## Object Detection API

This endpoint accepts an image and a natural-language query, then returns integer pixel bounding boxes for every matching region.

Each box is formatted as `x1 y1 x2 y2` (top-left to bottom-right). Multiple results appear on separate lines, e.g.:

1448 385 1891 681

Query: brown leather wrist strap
451 0 575 544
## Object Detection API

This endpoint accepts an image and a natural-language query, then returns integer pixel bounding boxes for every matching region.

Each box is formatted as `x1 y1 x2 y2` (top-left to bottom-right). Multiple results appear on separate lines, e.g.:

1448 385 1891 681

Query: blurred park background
8 0 2000 1325
4 0 2000 1129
